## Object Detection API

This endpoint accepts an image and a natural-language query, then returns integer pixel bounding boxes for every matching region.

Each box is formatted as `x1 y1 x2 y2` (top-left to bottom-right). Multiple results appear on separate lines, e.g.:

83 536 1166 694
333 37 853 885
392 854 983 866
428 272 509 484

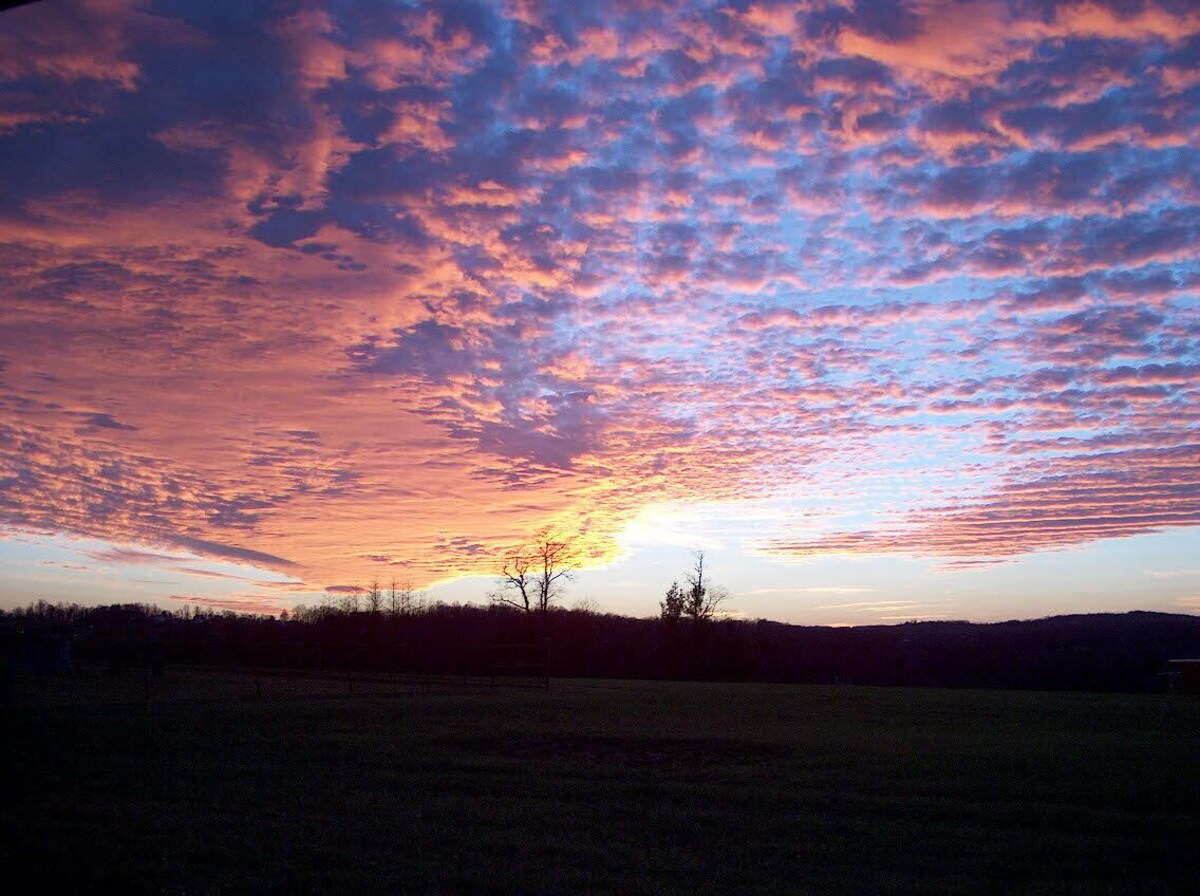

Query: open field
5 669 1199 895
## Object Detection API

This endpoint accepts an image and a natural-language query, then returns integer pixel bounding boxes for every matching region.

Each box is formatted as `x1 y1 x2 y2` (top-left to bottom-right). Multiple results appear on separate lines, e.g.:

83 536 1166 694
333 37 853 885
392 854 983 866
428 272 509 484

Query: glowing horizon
1 0 1198 624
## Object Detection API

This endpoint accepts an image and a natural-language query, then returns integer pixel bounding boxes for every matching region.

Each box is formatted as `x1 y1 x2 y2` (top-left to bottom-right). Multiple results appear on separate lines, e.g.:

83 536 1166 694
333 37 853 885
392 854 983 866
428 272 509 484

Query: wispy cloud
177 567 303 586
744 586 881 596
40 561 93 573
171 594 290 616
88 547 184 566
816 599 950 612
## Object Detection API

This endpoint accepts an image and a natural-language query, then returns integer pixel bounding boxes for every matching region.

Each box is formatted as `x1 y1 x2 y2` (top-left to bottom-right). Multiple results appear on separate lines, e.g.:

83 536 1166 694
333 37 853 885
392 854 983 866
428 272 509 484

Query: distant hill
737 611 1200 692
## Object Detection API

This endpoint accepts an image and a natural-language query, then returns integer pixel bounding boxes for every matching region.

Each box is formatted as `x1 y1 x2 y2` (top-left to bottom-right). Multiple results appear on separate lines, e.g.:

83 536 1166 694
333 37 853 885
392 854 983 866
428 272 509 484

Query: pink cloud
172 593 290 616
766 443 1200 561
1 0 1197 603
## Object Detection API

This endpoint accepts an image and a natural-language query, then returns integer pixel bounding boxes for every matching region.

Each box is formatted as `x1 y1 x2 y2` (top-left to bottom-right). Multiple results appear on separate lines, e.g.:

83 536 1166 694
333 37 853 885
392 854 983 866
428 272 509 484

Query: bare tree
493 527 578 616
339 584 361 614
495 546 534 612
681 550 727 622
388 578 420 616
365 578 383 614
572 596 601 615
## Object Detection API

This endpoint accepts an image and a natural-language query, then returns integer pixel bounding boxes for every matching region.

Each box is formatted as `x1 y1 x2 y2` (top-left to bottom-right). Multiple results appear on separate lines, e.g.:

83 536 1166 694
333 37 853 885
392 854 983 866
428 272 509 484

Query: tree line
304 577 424 617
5 530 1198 692
4 596 1199 693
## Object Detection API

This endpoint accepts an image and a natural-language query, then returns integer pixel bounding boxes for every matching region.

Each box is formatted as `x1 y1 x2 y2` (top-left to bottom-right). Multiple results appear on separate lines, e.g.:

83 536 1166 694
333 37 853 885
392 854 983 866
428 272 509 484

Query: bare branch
365 578 383 614
678 549 727 622
388 578 419 616
493 527 578 615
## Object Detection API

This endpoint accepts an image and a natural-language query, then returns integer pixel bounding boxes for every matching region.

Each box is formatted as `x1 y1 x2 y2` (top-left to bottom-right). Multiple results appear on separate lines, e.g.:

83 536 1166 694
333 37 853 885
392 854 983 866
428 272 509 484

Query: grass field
5 669 1198 894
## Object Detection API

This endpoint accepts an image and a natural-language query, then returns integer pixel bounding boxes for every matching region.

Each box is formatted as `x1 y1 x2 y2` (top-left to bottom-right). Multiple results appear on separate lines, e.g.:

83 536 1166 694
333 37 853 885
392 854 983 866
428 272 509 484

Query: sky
1 0 1199 625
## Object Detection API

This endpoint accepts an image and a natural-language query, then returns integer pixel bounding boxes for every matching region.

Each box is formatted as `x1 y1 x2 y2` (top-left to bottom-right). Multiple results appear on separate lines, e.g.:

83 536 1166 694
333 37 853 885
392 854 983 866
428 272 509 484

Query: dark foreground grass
4 673 1198 895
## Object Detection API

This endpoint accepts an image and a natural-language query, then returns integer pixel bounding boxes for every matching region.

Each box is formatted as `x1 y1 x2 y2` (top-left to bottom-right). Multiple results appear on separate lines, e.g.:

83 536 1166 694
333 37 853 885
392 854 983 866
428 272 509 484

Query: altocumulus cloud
0 0 1197 591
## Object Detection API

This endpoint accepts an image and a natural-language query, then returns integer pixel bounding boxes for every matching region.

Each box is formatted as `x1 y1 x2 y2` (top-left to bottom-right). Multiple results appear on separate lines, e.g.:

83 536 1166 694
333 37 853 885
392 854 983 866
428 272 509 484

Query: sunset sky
2 0 1198 624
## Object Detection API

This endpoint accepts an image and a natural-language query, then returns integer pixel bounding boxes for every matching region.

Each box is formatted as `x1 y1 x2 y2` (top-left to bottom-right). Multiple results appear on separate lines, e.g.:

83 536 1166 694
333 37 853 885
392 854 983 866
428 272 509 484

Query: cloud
167 536 296 569
766 444 1200 561
0 0 1198 603
1146 568 1200 579
785 587 878 595
88 546 182 566
172 593 289 616
178 567 301 585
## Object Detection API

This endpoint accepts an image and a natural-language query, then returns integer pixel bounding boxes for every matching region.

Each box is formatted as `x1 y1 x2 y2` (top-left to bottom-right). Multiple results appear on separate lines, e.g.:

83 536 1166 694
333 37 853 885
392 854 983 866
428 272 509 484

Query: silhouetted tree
661 581 685 621
681 550 727 622
388 578 421 616
492 527 577 617
572 596 601 615
339 586 361 614
365 578 383 614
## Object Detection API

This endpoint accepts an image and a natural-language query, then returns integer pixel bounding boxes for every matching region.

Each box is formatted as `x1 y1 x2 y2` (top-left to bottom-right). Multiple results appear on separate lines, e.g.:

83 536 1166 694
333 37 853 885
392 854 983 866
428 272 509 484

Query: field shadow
450 733 792 767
